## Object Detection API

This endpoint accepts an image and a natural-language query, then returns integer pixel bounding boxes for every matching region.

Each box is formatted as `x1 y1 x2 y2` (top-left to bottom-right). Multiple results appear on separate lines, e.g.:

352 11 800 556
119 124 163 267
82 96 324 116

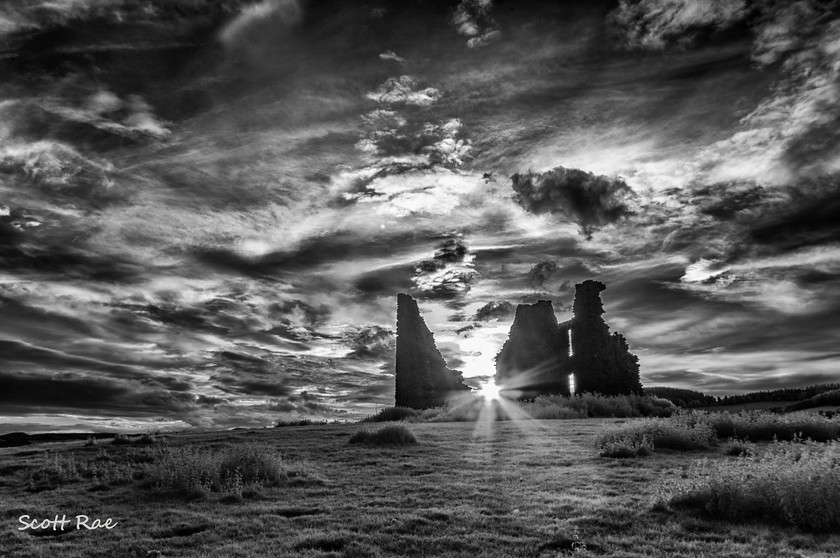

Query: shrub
275 419 326 427
599 435 653 458
348 425 417 446
670 440 840 532
724 437 755 457
596 416 716 456
361 407 419 423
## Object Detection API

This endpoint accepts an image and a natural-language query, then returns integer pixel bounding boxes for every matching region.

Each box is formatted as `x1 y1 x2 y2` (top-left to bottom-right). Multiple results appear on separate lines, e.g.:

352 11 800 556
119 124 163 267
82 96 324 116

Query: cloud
379 51 406 64
366 75 442 107
452 0 500 49
0 140 115 195
608 1 840 185
526 261 559 290
356 117 471 168
0 369 196 415
609 0 751 50
342 325 395 359
41 91 171 142
473 300 514 321
749 184 840 252
219 0 303 46
510 167 636 237
413 236 479 299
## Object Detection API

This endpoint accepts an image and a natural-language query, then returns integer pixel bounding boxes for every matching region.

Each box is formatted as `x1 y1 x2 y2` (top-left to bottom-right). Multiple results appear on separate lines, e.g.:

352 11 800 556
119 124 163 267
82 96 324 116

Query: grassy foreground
1 419 838 557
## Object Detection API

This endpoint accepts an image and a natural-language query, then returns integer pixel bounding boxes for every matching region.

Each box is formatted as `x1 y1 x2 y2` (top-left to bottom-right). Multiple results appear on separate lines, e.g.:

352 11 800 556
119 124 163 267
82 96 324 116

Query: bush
275 419 327 427
596 416 716 456
361 407 419 423
724 437 755 457
670 440 840 532
348 425 417 446
599 435 653 458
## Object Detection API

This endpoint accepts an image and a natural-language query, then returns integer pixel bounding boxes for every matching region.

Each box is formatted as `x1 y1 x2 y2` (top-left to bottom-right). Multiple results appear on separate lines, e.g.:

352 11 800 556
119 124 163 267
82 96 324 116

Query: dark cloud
691 182 767 220
208 351 291 397
353 263 416 295
608 0 753 51
0 370 196 415
511 167 635 237
527 261 559 289
0 339 145 377
452 0 500 49
749 185 840 252
196 231 422 277
413 236 478 299
0 205 144 283
342 325 395 359
473 300 514 321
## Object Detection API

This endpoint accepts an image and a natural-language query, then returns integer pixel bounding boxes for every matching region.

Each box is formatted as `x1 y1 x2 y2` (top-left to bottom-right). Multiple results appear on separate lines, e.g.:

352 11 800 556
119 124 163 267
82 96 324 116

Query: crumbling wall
394 293 470 409
495 300 571 396
494 280 642 397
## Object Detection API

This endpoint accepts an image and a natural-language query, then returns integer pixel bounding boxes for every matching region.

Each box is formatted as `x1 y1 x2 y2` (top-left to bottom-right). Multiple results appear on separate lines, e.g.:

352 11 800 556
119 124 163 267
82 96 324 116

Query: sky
1 0 839 432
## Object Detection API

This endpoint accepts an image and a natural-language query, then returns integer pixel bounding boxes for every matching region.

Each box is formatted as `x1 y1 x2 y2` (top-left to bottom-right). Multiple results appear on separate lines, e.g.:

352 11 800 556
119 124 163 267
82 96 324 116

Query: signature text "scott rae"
18 515 118 531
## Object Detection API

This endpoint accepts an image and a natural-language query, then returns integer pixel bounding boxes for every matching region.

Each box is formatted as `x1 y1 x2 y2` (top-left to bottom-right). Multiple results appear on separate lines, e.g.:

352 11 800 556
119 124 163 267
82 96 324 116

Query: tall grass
27 449 138 491
144 443 315 496
596 415 716 457
669 440 840 532
699 410 840 442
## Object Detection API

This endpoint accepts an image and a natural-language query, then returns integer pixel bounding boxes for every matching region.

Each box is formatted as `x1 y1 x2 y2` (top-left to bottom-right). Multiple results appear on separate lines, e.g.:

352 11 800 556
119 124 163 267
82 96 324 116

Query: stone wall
394 293 470 409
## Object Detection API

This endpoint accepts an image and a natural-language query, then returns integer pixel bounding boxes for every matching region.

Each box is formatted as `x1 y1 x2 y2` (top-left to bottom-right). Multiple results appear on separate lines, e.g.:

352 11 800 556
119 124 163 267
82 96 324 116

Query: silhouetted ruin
495 300 571 396
394 293 470 409
495 280 642 397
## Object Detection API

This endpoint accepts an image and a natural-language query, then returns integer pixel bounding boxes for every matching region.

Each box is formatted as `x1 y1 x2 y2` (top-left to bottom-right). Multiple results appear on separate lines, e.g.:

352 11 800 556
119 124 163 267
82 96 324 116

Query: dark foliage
361 407 419 422
645 387 718 407
348 425 417 445
716 384 840 406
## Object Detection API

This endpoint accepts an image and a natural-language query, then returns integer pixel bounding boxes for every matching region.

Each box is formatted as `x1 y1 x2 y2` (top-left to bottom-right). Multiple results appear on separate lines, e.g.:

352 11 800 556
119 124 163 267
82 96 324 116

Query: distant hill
714 384 840 406
785 389 840 412
644 387 717 408
645 383 840 409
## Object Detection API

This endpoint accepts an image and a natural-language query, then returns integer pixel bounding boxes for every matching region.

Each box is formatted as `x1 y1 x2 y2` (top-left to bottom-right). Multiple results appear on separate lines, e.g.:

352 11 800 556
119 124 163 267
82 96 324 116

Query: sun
478 380 503 402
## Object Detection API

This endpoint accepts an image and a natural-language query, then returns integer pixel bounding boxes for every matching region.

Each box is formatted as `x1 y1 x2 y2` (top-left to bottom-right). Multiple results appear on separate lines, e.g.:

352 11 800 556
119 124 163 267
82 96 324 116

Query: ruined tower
570 280 642 396
494 280 642 397
494 300 571 396
394 293 470 409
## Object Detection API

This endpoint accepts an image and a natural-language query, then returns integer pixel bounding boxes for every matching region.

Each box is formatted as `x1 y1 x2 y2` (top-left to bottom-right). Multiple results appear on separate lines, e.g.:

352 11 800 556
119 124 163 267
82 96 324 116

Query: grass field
1 419 838 557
